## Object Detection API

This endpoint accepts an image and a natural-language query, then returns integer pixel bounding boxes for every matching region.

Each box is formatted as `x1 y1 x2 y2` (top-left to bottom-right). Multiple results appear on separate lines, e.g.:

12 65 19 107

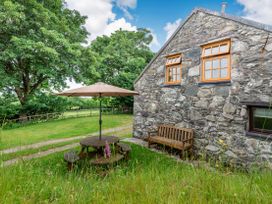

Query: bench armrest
182 138 193 143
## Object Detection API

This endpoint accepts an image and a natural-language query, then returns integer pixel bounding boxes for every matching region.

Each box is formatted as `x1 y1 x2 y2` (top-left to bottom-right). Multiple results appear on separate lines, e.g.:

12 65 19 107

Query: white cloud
64 0 138 89
116 0 137 8
116 0 137 19
237 0 272 25
66 0 137 42
147 28 160 52
104 18 136 36
65 79 83 90
163 18 182 41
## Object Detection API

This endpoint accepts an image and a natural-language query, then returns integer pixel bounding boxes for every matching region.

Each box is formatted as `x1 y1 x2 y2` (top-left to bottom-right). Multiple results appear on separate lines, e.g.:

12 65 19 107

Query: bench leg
188 148 193 160
180 150 185 159
148 141 151 148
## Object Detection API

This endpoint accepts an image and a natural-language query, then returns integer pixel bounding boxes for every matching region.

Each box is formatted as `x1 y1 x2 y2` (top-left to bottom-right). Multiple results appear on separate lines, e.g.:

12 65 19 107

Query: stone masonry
133 9 272 166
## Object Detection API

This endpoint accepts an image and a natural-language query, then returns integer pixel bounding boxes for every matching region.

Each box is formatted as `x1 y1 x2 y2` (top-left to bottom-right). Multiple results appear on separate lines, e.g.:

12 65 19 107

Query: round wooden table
79 136 120 157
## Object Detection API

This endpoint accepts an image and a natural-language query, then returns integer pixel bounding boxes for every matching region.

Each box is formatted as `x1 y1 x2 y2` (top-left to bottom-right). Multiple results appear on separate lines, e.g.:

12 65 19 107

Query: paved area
123 138 212 169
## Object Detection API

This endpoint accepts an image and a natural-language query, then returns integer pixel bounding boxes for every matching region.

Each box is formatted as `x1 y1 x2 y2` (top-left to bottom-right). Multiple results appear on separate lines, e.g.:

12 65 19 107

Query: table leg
79 146 87 159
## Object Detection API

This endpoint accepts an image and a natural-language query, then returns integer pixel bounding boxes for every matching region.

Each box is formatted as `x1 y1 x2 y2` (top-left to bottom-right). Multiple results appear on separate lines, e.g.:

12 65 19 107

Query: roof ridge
134 7 272 84
195 7 272 32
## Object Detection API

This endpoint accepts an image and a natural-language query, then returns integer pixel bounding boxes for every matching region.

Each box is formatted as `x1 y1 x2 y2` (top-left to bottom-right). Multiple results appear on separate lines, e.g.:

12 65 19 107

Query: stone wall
133 10 272 166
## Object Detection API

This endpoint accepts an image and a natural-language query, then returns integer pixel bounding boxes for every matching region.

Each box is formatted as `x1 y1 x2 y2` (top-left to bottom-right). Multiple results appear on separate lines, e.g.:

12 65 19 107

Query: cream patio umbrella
57 82 138 140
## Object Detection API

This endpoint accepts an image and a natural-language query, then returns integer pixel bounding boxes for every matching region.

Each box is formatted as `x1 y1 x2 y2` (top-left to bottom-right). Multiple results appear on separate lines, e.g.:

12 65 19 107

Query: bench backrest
157 125 193 142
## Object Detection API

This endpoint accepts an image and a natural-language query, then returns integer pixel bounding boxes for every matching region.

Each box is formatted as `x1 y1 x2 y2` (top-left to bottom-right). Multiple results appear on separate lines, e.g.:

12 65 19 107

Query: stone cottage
133 8 272 165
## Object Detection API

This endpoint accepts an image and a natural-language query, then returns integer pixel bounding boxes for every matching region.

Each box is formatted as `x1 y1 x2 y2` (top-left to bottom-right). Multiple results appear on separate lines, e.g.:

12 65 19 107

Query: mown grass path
0 114 132 150
0 125 131 155
1 125 132 167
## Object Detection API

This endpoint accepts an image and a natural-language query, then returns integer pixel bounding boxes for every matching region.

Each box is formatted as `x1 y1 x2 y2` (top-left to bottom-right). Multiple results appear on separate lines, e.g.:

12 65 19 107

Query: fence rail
4 107 132 129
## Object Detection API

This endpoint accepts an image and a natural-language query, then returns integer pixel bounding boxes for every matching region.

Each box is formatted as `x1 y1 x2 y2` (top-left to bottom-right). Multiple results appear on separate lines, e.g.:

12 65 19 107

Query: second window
201 40 231 82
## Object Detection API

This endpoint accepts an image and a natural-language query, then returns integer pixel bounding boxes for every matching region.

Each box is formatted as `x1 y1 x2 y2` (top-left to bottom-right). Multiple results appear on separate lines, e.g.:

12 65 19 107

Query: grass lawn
0 127 132 162
0 114 132 150
0 144 271 203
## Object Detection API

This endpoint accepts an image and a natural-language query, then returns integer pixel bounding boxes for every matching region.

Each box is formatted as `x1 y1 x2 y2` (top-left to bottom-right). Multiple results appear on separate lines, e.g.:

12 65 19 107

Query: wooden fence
4 107 132 129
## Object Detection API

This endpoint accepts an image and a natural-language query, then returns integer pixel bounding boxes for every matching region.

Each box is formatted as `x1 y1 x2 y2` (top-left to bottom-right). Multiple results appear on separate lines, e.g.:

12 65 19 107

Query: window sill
198 81 231 86
246 131 272 141
161 83 181 87
240 101 272 107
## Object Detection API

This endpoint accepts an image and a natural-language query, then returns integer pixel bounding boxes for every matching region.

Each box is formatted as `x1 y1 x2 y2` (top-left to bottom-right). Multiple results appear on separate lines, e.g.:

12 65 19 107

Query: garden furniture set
64 135 131 170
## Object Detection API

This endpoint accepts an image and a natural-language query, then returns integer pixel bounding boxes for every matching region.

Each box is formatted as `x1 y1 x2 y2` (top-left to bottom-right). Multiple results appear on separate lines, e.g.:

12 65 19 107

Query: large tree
0 0 94 108
85 29 154 107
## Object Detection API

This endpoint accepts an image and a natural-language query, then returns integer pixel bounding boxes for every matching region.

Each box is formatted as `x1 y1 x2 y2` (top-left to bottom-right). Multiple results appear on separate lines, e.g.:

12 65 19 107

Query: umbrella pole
99 93 102 140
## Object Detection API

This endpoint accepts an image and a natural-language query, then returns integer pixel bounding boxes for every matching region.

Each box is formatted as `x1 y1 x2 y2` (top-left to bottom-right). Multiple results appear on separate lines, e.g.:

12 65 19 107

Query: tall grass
0 144 271 203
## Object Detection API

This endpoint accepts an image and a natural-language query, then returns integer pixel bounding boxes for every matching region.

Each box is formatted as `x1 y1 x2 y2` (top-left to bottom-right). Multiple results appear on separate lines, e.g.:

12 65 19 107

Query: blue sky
65 0 272 88
113 0 245 50
66 0 272 52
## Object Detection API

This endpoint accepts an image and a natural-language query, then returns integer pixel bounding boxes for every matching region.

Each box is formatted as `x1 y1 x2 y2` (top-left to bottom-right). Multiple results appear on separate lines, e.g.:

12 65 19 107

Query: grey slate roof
134 8 272 84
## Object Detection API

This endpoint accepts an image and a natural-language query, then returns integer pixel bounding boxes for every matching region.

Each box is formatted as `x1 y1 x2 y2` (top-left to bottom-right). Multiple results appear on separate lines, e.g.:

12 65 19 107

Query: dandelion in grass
104 141 111 158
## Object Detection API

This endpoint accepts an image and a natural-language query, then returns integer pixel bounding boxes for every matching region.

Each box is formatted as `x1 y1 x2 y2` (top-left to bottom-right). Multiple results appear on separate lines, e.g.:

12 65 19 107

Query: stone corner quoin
133 10 272 166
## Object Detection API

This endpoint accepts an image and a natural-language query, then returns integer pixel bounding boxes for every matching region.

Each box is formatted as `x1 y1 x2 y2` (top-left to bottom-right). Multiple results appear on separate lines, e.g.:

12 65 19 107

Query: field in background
4 107 132 129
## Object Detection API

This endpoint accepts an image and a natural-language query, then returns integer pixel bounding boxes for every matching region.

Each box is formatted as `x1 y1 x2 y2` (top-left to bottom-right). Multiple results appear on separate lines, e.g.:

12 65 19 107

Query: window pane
204 48 211 56
253 108 272 131
205 60 212 70
221 58 228 68
220 44 228 53
212 69 219 78
176 73 180 81
212 59 219 69
205 70 211 79
173 73 176 81
220 68 228 78
177 66 181 75
168 68 172 81
212 46 219 55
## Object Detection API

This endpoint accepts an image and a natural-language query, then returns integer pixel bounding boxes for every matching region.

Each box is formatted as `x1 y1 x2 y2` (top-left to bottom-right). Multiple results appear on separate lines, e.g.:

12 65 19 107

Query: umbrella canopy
57 82 138 140
57 82 138 97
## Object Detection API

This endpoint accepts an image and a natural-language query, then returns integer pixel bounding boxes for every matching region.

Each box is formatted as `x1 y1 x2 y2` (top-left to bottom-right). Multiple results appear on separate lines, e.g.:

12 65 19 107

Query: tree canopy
0 0 154 118
85 29 154 107
0 0 96 108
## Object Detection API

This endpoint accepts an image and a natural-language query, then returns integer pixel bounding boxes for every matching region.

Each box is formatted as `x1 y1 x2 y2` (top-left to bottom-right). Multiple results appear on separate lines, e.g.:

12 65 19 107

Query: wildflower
104 141 111 158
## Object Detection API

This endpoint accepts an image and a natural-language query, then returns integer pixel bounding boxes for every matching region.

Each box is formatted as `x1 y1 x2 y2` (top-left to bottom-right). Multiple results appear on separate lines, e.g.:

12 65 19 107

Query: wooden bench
64 151 80 171
148 125 194 158
116 143 132 160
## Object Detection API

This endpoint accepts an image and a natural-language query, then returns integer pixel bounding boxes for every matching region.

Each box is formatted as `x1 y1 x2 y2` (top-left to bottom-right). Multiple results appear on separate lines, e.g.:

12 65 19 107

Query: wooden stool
64 151 80 171
117 143 132 160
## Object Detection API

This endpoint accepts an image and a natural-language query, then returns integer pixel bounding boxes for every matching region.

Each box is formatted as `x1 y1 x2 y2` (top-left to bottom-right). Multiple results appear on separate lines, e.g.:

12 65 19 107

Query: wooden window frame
201 39 231 82
249 106 272 135
165 54 182 85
